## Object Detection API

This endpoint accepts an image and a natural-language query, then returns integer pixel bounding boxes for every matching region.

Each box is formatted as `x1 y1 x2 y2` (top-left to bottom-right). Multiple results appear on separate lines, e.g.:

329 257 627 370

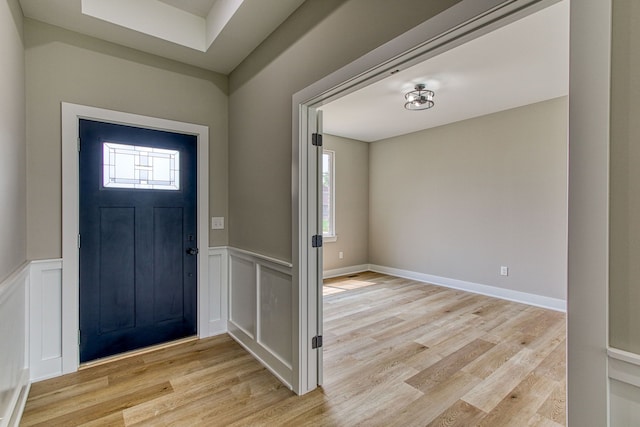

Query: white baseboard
368 264 566 312
323 264 370 279
227 326 293 391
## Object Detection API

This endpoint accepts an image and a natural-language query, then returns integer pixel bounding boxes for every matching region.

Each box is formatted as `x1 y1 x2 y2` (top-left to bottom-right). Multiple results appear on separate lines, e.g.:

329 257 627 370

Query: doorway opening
293 0 568 398
313 2 568 422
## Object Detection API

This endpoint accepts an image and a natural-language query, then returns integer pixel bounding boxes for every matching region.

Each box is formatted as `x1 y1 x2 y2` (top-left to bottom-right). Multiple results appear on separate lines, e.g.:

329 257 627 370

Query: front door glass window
103 142 180 190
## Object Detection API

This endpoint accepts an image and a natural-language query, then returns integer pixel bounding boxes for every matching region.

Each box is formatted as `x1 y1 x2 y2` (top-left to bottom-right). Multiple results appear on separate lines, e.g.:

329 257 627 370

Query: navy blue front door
79 119 197 363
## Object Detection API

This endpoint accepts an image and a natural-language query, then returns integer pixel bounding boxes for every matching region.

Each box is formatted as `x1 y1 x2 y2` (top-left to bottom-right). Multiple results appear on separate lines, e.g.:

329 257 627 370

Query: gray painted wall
0 0 26 281
228 0 462 261
322 134 369 271
610 0 640 354
369 97 568 299
24 19 229 260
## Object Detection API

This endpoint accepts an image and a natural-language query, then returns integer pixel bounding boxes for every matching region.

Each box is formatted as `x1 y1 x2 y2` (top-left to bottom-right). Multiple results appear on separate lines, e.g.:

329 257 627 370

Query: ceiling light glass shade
404 83 435 111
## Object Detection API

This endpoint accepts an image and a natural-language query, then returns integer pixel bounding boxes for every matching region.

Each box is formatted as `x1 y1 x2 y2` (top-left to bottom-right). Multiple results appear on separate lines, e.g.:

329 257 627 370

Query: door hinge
311 234 322 248
312 133 323 147
78 330 81 345
78 234 81 249
312 335 323 349
77 137 81 152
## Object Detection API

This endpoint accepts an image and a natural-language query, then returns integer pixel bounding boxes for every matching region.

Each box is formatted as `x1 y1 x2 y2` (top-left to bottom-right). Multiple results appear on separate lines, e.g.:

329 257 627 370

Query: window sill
323 235 338 243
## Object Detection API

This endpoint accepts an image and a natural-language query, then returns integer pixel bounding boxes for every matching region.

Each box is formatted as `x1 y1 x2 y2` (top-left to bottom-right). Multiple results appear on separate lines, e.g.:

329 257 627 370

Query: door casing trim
292 0 565 395
61 103 209 374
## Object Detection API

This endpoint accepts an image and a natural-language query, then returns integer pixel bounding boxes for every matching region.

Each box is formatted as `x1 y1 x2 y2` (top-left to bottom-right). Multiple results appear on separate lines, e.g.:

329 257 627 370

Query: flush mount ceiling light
404 83 435 111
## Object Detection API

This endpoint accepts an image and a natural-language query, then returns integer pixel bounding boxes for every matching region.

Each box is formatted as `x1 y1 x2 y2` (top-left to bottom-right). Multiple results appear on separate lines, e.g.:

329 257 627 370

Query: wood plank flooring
21 272 566 426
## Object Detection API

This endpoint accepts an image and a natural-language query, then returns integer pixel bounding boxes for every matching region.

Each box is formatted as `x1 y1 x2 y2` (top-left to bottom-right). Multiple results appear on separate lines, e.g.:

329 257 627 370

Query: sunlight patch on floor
323 278 379 296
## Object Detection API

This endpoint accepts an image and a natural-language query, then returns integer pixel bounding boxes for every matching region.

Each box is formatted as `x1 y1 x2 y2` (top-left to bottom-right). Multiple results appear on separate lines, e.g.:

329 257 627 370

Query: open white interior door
303 105 324 391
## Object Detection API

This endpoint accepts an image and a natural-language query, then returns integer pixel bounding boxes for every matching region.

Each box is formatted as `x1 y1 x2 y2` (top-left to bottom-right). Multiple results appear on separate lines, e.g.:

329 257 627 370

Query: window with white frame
322 150 335 238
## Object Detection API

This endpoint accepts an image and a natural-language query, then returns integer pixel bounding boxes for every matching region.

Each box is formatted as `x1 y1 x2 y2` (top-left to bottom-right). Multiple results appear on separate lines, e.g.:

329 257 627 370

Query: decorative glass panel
103 142 180 190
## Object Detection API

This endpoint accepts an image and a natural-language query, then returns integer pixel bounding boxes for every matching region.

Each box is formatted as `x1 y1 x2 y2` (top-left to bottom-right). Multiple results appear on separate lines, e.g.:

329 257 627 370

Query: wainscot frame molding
226 247 294 389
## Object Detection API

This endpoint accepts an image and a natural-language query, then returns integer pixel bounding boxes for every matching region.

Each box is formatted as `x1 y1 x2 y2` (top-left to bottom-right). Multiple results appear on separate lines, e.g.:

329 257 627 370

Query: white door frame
61 103 209 374
567 1 611 425
293 0 563 395
294 0 611 423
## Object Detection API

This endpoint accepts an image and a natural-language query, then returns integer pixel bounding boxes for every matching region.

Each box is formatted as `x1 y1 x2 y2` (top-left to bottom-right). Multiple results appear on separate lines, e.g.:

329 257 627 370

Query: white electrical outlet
339 251 344 259
500 266 509 276
211 217 225 230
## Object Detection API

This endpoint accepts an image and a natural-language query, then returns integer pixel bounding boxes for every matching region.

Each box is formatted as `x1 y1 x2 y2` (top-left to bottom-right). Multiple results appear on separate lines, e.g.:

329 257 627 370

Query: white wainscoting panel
29 260 63 382
609 348 640 425
206 248 228 337
0 263 30 427
227 248 294 389
258 264 293 368
229 254 256 338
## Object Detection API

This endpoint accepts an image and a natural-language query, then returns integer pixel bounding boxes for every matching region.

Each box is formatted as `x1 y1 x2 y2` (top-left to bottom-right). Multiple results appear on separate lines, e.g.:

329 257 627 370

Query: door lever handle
186 248 199 255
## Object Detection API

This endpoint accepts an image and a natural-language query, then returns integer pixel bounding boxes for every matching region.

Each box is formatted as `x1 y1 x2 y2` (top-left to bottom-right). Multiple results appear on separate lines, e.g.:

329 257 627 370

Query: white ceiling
19 0 305 74
320 0 569 142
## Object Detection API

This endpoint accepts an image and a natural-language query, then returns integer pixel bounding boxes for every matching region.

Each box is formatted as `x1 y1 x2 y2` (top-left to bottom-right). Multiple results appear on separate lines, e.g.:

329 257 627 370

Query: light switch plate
211 217 225 230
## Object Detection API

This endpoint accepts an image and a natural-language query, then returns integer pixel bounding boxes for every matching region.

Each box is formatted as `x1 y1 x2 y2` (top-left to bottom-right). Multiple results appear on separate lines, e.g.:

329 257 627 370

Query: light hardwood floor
21 272 566 426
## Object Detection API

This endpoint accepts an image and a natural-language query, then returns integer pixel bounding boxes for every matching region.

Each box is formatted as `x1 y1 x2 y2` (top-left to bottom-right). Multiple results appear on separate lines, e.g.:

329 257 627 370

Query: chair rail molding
609 347 640 425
